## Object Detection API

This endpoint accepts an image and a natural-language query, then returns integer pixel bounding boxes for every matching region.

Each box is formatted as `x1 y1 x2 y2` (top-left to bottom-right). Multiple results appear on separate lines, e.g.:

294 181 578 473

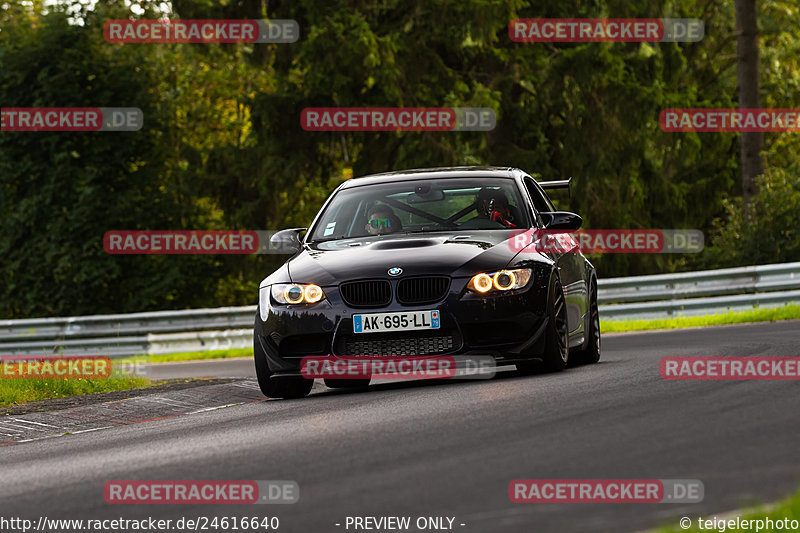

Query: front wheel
517 274 569 374
570 277 601 365
254 329 313 399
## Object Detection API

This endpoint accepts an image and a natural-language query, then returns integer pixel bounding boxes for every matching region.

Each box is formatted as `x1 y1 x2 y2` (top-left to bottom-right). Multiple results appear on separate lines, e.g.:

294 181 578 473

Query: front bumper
256 273 551 375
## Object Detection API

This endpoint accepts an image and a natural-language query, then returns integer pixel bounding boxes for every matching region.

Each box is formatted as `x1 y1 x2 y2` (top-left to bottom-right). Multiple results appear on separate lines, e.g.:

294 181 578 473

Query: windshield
309 178 528 242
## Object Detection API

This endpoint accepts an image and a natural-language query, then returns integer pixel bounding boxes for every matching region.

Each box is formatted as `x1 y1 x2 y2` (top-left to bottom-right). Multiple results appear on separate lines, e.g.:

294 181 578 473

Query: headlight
270 283 326 305
467 269 532 293
302 284 324 303
471 273 493 293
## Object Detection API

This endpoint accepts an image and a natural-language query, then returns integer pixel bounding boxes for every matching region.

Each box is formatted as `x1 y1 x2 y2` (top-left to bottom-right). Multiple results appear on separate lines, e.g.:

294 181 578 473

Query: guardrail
598 262 800 320
0 307 256 357
1 262 798 356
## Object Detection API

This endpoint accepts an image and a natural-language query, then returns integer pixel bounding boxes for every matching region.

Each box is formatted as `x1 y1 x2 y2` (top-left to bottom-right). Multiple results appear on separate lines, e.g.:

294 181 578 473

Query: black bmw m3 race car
254 166 600 398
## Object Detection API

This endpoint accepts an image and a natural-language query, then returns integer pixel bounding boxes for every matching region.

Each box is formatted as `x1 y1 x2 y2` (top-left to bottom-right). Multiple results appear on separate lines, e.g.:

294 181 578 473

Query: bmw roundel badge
388 267 403 276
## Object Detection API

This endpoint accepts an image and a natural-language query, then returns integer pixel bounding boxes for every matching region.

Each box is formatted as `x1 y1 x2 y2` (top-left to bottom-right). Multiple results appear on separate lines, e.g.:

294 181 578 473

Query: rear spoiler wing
538 178 571 190
537 177 572 198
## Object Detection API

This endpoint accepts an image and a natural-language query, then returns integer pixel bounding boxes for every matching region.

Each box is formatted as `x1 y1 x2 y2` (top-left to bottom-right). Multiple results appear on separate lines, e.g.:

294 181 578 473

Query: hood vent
371 239 438 250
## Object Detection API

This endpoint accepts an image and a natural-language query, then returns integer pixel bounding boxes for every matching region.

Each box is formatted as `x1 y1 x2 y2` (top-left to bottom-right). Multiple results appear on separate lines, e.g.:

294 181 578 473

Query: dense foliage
1 0 798 317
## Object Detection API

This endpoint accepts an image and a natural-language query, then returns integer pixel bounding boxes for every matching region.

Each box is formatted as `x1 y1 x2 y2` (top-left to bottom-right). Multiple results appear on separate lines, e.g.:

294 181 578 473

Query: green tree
0 3 220 316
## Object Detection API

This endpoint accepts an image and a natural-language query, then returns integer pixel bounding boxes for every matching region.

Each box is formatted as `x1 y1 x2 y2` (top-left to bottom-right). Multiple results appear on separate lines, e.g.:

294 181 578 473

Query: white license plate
353 310 440 334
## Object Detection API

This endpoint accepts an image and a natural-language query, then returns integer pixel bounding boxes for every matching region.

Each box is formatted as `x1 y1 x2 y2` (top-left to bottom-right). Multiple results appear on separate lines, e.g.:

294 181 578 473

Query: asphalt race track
145 357 256 380
3 320 800 533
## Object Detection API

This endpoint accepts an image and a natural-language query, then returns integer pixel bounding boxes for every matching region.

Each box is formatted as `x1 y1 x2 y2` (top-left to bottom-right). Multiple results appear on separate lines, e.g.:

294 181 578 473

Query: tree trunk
735 0 763 206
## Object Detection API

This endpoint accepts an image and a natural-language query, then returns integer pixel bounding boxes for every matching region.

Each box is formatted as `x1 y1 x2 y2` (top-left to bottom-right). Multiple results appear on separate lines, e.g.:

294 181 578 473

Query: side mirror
540 212 582 230
270 228 307 253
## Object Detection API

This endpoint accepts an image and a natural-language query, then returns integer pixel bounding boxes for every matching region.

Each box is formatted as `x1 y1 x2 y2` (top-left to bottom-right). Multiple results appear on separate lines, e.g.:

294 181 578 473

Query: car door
520 175 587 342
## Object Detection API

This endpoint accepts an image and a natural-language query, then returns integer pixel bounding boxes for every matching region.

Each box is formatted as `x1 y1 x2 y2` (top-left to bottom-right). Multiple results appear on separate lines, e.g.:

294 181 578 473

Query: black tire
254 330 313 399
570 277 601 365
324 378 371 389
517 274 569 374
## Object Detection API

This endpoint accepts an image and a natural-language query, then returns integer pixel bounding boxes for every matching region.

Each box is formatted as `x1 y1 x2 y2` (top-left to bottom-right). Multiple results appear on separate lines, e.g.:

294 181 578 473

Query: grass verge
0 375 151 407
601 304 800 333
117 348 252 365
656 488 800 532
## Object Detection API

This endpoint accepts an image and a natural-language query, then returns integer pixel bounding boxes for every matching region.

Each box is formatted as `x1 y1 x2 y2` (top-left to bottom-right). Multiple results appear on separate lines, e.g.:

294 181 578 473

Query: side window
524 177 555 213
524 177 554 227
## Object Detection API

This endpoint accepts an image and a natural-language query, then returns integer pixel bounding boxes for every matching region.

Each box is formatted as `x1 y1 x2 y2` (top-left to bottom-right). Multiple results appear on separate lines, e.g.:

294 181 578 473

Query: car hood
287 230 535 285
